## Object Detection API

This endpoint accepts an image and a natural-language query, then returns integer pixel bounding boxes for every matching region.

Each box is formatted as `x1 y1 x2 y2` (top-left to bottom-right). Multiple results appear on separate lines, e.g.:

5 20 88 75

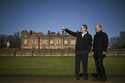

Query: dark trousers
93 51 106 79
75 51 89 79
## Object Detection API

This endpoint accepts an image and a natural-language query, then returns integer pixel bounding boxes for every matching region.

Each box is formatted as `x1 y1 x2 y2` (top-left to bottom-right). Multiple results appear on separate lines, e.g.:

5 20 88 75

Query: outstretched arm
62 28 78 37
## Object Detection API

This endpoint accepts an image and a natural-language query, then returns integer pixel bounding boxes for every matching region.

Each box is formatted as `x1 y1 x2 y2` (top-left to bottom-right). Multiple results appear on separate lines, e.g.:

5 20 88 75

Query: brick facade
21 31 76 49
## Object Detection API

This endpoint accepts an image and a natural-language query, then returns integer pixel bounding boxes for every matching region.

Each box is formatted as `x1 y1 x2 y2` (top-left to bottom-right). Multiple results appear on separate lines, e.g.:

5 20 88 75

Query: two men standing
62 24 108 81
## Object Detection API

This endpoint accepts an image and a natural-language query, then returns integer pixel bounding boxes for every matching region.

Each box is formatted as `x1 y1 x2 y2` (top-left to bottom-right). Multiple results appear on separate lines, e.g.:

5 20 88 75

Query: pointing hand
61 27 66 31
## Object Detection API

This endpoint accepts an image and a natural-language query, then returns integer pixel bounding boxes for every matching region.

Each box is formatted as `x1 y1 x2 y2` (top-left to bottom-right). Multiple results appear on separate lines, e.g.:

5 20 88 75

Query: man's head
80 24 88 33
95 24 102 32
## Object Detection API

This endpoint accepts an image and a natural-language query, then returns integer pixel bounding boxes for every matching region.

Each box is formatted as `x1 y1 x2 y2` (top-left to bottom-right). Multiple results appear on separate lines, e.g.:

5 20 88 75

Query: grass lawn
0 56 125 76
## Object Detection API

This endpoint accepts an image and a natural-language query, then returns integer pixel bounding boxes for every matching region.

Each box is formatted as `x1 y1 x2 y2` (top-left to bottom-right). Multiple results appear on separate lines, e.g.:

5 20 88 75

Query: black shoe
83 76 88 80
93 76 107 82
98 78 107 81
76 77 80 80
100 76 107 81
92 73 98 78
76 74 80 80
83 73 88 80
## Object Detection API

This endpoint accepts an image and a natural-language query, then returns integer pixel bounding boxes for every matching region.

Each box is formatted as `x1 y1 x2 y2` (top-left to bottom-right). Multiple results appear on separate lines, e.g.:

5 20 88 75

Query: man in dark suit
62 25 92 80
92 24 108 81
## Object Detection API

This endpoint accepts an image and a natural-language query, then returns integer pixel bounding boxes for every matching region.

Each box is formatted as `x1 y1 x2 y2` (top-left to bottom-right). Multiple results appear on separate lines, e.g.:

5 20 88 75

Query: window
24 39 28 45
50 40 54 45
70 40 75 45
64 40 68 44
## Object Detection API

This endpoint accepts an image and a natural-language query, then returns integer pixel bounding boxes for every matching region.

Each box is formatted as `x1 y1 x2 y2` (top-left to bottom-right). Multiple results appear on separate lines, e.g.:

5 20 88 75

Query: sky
0 0 125 37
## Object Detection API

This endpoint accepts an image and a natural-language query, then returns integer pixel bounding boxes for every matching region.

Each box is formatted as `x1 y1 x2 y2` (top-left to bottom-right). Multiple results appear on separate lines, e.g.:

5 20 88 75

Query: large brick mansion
21 30 76 49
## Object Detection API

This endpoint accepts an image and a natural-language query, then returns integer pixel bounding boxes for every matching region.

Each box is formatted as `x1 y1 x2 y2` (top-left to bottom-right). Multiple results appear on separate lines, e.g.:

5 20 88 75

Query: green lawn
0 56 125 76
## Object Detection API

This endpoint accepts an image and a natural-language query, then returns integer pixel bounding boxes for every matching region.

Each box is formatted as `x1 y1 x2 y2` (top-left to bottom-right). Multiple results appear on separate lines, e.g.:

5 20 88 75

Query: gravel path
0 75 125 83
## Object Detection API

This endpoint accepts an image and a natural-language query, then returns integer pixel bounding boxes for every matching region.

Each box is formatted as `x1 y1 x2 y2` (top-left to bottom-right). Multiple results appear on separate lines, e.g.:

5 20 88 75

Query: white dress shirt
82 32 87 38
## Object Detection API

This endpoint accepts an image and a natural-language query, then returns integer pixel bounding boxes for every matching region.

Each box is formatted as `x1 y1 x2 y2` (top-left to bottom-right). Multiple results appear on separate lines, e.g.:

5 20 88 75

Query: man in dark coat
62 25 92 80
92 24 109 81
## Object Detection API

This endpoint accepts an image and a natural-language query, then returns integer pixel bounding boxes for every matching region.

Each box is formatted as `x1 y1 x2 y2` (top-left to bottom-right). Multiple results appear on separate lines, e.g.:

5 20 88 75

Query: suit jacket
93 31 108 52
64 29 92 52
